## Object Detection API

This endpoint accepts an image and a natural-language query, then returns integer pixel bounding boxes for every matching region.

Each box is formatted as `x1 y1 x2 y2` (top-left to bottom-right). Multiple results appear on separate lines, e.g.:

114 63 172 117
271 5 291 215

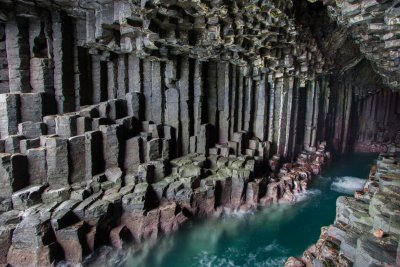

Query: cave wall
327 75 400 154
0 0 399 265
0 1 334 163
0 0 398 160
352 90 400 153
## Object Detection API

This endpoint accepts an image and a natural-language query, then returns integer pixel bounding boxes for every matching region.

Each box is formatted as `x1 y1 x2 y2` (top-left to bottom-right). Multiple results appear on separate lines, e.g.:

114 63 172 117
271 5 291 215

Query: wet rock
55 221 88 264
285 257 305 267
109 224 132 250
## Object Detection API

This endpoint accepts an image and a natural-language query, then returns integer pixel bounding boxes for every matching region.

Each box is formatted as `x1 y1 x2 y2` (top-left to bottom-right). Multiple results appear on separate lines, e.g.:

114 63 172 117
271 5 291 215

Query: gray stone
100 124 123 169
19 137 40 154
55 114 78 138
42 186 70 204
124 136 143 173
26 147 47 185
12 184 47 210
18 121 47 139
0 153 28 198
46 137 69 186
105 167 123 184
68 135 86 184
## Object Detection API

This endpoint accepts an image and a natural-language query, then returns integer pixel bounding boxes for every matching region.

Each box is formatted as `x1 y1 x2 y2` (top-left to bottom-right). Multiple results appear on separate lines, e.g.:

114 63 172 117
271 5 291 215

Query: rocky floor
286 153 400 267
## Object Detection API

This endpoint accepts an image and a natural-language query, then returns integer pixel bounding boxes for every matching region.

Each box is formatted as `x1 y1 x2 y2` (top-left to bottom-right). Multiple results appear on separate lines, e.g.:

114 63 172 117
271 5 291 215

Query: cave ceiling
0 0 399 92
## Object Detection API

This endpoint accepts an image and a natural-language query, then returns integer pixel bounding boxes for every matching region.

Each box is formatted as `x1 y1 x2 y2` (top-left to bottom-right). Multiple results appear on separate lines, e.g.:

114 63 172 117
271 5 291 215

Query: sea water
84 153 378 267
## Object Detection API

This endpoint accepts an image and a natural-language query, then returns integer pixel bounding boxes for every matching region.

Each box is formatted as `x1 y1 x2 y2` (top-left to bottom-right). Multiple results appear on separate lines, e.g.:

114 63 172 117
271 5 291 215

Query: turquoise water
91 153 377 267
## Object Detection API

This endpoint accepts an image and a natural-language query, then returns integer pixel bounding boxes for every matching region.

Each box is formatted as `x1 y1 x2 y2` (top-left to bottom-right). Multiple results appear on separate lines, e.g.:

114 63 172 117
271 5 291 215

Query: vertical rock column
303 80 315 149
117 54 128 99
20 93 52 123
151 61 163 124
341 83 352 153
5 16 30 93
193 60 203 135
289 79 300 161
30 58 53 94
319 78 330 141
267 77 275 143
178 57 191 155
68 135 86 184
229 64 237 139
46 137 69 186
29 14 53 94
128 54 141 93
283 77 294 157
236 68 244 131
253 74 268 141
217 62 230 144
26 147 47 185
143 59 152 121
99 124 123 169
107 57 118 100
206 62 218 127
0 154 28 198
91 53 103 104
273 78 284 153
310 80 320 149
85 130 103 179
332 82 345 151
165 88 179 156
52 11 75 113
0 94 19 139
0 24 9 93
243 75 253 133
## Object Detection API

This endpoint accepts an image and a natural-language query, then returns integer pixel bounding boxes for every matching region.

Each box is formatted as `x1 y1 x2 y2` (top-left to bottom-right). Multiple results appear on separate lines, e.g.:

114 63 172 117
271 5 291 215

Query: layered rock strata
286 153 400 267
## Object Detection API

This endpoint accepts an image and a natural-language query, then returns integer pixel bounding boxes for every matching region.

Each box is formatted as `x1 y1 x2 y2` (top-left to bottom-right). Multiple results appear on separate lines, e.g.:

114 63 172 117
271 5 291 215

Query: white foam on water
192 239 289 267
294 189 322 202
330 176 365 194
222 209 255 219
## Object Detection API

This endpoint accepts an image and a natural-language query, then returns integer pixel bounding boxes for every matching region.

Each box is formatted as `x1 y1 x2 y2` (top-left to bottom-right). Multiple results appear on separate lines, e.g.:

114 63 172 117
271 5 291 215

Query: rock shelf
286 153 400 267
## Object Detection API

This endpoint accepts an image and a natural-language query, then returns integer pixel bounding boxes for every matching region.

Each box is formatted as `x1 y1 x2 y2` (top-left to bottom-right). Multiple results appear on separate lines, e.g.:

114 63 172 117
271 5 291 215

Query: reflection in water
82 153 377 267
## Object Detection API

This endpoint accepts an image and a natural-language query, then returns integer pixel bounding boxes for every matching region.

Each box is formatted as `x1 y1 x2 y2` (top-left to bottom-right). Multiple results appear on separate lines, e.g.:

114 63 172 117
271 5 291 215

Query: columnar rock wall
353 90 400 153
327 77 400 154
286 153 400 267
0 0 399 266
0 1 335 158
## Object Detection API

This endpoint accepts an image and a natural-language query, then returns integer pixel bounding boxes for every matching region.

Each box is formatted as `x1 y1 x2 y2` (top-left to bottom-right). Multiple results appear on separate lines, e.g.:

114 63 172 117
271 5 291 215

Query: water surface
87 153 378 267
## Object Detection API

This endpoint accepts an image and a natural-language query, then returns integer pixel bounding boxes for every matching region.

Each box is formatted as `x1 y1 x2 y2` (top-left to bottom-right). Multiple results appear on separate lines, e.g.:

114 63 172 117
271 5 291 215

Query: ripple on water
192 239 289 267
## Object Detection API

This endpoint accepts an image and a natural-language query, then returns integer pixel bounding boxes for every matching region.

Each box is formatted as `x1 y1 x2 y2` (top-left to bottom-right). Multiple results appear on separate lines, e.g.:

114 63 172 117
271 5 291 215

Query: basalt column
0 0 399 266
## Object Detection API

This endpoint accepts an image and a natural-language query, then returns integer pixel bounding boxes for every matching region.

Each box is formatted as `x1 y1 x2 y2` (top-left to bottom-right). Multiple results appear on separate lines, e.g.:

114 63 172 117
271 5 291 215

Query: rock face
0 0 399 266
0 139 328 266
286 153 400 267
